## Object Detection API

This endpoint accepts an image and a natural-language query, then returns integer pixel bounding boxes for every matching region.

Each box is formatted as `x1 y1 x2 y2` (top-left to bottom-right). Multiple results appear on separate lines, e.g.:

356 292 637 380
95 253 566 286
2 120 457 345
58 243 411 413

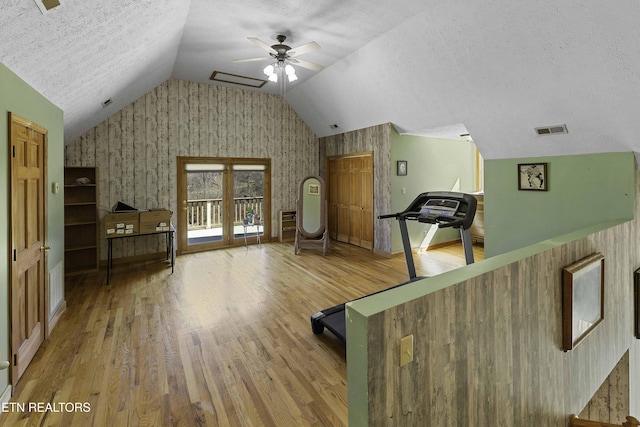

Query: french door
177 157 271 254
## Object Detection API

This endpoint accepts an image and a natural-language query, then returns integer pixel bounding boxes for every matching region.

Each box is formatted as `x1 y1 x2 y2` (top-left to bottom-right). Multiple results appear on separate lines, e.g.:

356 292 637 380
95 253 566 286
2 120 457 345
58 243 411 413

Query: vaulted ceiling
2 0 640 159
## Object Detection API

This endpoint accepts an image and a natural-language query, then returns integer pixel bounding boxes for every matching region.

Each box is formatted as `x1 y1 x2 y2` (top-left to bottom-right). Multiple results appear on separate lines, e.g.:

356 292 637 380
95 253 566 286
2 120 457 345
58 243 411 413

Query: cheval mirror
294 175 330 255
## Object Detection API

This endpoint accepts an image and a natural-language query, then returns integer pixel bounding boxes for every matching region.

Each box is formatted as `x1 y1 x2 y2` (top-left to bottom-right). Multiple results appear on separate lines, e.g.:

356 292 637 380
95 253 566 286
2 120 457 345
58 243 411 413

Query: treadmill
310 191 477 343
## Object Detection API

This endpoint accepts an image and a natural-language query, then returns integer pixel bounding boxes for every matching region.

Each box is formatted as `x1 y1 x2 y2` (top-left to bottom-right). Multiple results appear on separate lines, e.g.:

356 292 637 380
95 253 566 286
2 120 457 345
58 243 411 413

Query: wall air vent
34 0 63 14
535 124 568 136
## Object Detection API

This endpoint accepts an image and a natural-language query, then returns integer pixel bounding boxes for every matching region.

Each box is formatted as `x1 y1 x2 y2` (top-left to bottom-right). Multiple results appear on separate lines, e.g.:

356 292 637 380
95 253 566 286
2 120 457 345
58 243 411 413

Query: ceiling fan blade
288 41 321 58
290 58 325 72
247 37 277 55
232 56 272 63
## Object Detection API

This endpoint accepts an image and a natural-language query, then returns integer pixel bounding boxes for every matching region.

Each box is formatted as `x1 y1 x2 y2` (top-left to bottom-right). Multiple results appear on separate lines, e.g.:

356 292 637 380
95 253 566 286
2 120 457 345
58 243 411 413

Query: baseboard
47 299 67 336
373 248 392 258
421 239 461 251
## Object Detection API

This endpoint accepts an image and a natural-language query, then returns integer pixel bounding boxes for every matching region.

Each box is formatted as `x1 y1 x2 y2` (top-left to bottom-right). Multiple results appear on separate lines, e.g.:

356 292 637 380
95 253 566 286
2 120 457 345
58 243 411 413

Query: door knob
40 245 51 252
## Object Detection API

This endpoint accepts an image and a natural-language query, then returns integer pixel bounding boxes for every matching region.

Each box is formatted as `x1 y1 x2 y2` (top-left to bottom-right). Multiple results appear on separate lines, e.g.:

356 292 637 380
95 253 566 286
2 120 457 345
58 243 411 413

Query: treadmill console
388 191 477 230
419 199 460 217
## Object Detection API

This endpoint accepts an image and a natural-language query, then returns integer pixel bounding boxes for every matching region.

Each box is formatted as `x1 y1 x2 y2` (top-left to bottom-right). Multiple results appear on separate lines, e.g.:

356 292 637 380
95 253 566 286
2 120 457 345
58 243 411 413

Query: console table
106 225 175 284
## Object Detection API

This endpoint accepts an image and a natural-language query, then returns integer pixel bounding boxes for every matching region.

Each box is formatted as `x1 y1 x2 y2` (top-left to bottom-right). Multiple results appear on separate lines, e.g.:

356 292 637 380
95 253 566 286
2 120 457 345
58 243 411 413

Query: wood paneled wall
320 123 392 253
359 167 640 426
65 78 319 259
579 351 629 423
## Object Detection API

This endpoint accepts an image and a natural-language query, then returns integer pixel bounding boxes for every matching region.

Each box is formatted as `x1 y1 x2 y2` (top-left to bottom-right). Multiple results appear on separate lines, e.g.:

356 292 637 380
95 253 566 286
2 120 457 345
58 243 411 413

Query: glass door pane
185 163 226 250
232 165 265 243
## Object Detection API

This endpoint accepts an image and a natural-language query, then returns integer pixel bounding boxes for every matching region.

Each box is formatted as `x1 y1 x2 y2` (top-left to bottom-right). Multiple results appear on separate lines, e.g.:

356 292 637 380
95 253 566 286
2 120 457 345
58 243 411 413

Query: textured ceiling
2 0 640 159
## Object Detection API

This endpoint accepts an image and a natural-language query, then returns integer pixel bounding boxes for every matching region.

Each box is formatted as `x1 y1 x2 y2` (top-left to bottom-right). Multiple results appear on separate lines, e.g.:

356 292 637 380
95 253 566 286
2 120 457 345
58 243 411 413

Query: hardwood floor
1 241 483 427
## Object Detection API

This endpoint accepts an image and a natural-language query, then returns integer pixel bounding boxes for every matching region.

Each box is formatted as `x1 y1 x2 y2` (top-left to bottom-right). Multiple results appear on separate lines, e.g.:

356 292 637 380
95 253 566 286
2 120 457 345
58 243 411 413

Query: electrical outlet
400 334 414 367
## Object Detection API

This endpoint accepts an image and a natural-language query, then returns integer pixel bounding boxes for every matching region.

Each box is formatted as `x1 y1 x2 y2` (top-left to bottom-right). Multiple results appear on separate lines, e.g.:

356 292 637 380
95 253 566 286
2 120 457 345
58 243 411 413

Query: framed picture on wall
518 162 547 191
562 253 605 351
397 160 408 176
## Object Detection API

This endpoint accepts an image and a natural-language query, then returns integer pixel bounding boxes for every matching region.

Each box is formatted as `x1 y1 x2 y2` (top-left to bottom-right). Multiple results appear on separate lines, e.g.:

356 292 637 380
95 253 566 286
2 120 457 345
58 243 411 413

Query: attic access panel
210 71 267 89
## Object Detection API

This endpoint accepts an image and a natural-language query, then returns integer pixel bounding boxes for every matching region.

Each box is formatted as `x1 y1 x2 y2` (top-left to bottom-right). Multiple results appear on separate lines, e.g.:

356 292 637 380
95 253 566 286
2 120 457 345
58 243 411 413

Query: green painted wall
390 127 478 253
484 152 635 257
0 63 64 395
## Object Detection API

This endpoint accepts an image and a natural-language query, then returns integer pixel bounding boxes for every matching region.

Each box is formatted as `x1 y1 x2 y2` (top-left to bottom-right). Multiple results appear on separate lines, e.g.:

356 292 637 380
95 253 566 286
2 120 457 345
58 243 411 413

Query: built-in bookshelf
279 209 297 242
64 167 99 275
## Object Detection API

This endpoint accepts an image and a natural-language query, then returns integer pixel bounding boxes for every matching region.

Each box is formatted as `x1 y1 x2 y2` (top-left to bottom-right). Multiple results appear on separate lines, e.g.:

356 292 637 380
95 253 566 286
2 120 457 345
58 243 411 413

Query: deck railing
187 197 264 229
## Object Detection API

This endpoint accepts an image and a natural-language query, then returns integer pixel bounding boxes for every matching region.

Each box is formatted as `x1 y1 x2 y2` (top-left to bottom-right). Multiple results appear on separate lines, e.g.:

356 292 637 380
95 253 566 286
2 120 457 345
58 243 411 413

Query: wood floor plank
1 241 482 426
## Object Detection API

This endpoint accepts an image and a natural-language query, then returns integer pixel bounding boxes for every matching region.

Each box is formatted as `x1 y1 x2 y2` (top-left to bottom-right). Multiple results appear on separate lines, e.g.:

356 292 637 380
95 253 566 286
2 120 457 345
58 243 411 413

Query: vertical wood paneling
363 165 640 426
320 123 391 252
157 84 170 214
167 80 179 223
201 83 211 157
146 88 161 253
65 78 318 260
188 82 199 156
120 106 134 256
132 98 147 257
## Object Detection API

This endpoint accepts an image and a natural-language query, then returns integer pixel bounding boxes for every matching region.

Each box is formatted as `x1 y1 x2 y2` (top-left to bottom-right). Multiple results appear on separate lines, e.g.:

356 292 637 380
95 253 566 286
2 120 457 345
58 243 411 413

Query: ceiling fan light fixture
285 64 298 82
235 34 324 88
263 64 278 82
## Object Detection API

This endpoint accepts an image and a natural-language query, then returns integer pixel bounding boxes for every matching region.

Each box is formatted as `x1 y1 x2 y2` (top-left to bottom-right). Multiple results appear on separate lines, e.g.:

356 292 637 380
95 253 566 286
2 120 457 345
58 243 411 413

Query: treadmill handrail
378 213 399 219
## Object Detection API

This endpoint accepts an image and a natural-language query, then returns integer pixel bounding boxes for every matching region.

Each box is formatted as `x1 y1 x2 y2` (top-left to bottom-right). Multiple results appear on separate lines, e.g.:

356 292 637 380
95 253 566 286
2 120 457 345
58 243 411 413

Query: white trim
0 385 11 407
33 0 64 15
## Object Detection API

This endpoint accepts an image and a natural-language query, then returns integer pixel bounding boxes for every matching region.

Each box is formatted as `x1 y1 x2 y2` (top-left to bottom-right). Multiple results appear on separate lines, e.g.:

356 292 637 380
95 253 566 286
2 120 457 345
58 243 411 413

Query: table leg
165 231 169 260
107 239 112 285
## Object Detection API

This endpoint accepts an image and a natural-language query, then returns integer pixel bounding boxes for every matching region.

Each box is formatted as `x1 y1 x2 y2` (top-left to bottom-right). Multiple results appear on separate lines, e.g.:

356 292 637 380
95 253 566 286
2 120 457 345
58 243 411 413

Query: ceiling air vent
34 0 63 14
535 124 568 136
101 98 112 108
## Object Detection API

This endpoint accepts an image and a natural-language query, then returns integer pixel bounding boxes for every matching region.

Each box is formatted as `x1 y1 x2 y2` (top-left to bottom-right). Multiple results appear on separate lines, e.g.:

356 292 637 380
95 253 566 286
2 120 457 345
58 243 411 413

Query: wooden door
336 158 350 242
348 157 363 246
326 152 374 250
359 155 374 250
9 113 48 383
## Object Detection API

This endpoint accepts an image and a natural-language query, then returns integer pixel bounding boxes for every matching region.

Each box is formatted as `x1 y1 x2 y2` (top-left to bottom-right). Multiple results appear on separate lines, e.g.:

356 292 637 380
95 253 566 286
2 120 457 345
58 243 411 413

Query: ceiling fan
233 35 324 83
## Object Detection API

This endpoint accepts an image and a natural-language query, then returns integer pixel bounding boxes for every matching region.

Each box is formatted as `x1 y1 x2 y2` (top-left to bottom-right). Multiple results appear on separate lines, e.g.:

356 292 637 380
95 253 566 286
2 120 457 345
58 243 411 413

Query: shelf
64 201 97 206
65 220 98 226
279 209 297 242
64 167 99 275
65 244 98 252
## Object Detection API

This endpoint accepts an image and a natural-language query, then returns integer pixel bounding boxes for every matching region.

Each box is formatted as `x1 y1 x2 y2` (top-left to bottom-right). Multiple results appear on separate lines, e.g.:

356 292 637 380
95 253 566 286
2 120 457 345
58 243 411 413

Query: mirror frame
297 175 326 239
